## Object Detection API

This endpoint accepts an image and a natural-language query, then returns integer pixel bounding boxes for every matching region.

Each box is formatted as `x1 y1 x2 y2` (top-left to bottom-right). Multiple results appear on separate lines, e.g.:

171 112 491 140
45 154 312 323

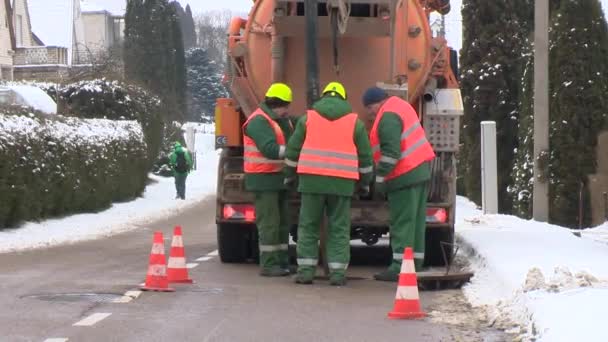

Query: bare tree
69 44 125 82
194 10 235 67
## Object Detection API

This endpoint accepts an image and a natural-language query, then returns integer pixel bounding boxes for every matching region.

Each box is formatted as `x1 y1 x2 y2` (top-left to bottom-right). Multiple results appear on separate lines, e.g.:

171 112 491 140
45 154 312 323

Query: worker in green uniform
242 83 295 277
169 142 193 199
285 82 374 286
362 86 436 281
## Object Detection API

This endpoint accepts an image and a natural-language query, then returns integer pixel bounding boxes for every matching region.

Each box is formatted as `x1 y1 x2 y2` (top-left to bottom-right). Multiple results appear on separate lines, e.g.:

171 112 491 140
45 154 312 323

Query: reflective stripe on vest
369 96 436 181
242 108 286 173
296 110 359 180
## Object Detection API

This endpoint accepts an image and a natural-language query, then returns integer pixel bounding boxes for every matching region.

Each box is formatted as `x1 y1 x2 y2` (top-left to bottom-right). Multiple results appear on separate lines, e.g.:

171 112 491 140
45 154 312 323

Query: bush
53 79 164 170
0 107 148 228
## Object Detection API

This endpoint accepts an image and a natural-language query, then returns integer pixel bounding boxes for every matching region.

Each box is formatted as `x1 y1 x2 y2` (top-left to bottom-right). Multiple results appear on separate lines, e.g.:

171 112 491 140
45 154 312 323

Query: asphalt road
0 196 509 342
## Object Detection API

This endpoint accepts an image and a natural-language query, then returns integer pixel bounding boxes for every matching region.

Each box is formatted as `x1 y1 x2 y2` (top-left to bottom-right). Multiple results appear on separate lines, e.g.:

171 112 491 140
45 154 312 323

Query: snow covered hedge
0 108 148 228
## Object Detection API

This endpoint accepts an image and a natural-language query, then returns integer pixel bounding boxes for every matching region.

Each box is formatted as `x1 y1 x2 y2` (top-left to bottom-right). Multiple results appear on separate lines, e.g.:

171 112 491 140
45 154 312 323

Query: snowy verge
456 197 608 341
0 133 219 254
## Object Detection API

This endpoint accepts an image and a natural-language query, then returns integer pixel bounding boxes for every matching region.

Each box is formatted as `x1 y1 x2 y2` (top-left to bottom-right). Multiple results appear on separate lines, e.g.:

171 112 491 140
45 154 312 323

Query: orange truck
214 0 470 287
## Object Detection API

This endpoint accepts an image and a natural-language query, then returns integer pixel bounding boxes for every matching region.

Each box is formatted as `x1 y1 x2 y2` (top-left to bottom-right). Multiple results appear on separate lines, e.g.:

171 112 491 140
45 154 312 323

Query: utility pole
533 0 550 222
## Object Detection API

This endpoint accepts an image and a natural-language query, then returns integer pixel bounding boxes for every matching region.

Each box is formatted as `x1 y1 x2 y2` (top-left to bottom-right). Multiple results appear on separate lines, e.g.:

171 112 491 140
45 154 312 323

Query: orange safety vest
242 108 286 174
296 110 359 180
369 96 435 180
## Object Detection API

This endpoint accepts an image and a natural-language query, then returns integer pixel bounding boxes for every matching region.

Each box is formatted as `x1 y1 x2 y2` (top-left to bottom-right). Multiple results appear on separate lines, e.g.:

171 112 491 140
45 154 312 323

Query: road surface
0 196 509 341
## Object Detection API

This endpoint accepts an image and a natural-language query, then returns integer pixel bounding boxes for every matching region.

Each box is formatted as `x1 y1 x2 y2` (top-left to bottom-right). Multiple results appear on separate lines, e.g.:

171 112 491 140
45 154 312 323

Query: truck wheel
217 224 249 263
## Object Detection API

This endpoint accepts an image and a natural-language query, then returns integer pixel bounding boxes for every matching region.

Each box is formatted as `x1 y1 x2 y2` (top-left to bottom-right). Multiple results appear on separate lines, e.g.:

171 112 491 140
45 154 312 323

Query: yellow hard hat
322 82 347 100
265 83 293 103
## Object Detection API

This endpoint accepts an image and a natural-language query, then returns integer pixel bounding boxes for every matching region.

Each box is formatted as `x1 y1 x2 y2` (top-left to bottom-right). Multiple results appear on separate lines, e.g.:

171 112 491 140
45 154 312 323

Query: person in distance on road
284 82 373 286
242 83 295 277
169 141 193 200
362 86 436 281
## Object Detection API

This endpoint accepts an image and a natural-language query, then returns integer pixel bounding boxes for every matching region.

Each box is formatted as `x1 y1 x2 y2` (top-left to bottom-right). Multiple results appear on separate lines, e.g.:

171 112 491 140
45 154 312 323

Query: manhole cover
22 293 124 303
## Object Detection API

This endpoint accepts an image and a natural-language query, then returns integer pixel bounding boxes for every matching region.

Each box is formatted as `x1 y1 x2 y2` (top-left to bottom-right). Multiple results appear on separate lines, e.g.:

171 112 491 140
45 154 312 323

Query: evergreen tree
459 0 531 213
186 48 228 121
184 5 197 49
547 0 608 227
171 7 188 119
510 0 608 227
123 0 145 80
124 0 188 121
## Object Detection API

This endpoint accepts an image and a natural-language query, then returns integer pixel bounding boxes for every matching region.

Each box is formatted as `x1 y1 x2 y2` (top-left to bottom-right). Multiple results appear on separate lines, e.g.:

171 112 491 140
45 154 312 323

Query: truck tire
217 224 249 263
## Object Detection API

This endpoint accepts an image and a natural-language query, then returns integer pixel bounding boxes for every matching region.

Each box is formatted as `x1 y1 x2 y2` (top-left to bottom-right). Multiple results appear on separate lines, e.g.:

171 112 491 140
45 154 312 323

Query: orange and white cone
167 226 194 284
141 231 175 292
388 247 426 319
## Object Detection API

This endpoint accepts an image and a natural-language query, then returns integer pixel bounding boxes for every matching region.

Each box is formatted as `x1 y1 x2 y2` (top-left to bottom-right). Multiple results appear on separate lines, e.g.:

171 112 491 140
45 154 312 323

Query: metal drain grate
22 293 124 303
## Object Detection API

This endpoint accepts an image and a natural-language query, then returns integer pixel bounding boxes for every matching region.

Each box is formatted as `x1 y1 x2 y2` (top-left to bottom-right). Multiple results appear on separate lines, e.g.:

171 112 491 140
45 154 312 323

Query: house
7 0 125 81
74 7 125 64
0 0 15 80
27 0 84 65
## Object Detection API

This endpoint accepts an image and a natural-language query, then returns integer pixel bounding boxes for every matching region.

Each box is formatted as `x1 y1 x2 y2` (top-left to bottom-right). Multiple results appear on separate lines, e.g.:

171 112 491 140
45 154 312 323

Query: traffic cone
141 231 174 292
167 226 194 284
388 247 426 319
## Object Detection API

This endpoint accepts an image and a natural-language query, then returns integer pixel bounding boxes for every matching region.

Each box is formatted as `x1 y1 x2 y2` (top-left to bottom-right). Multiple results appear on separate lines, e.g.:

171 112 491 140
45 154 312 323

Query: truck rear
213 0 467 282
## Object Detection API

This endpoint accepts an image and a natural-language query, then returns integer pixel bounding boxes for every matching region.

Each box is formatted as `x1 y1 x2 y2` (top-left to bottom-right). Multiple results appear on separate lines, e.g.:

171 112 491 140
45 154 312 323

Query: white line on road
207 250 218 256
44 339 68 342
73 313 112 327
186 263 199 269
112 290 143 303
196 256 213 262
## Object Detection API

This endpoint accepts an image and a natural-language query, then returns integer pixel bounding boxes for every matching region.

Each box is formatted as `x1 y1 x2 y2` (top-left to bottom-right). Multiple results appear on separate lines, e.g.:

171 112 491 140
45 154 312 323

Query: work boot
374 269 399 282
260 267 290 277
329 276 347 287
294 274 313 284
294 268 314 284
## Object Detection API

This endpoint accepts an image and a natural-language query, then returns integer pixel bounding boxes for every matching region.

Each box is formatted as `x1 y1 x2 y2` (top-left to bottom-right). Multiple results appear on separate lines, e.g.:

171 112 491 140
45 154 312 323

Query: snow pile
0 85 57 114
0 131 219 253
579 223 608 245
456 197 608 341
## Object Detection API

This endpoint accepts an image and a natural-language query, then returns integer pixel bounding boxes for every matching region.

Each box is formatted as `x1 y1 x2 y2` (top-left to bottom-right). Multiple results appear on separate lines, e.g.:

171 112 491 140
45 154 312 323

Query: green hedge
0 108 148 228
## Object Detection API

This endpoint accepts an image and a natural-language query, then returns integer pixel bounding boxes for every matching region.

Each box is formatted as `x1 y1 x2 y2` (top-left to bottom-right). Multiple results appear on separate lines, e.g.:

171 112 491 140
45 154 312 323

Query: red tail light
223 204 256 222
426 208 448 223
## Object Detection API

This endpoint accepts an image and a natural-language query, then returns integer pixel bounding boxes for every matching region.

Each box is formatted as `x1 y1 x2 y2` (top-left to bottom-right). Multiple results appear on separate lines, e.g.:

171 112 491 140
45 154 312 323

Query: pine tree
123 0 145 80
546 0 608 227
459 0 532 212
171 6 188 120
186 48 228 121
184 5 197 49
124 0 188 121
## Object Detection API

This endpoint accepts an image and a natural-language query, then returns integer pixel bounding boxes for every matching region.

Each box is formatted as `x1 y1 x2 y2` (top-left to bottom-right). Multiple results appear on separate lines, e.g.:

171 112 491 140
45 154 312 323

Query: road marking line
125 290 142 299
73 313 112 327
44 339 68 342
113 290 142 303
186 263 199 269
196 256 212 262
207 250 218 256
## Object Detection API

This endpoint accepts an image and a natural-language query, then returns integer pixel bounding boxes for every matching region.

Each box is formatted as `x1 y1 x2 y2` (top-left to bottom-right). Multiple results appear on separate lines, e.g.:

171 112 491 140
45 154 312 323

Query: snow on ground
0 131 219 254
456 197 608 341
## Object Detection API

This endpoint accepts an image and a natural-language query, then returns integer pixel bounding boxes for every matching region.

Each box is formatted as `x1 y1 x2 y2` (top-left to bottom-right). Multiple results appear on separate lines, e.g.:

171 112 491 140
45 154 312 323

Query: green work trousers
387 182 428 272
296 193 351 280
254 191 290 271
